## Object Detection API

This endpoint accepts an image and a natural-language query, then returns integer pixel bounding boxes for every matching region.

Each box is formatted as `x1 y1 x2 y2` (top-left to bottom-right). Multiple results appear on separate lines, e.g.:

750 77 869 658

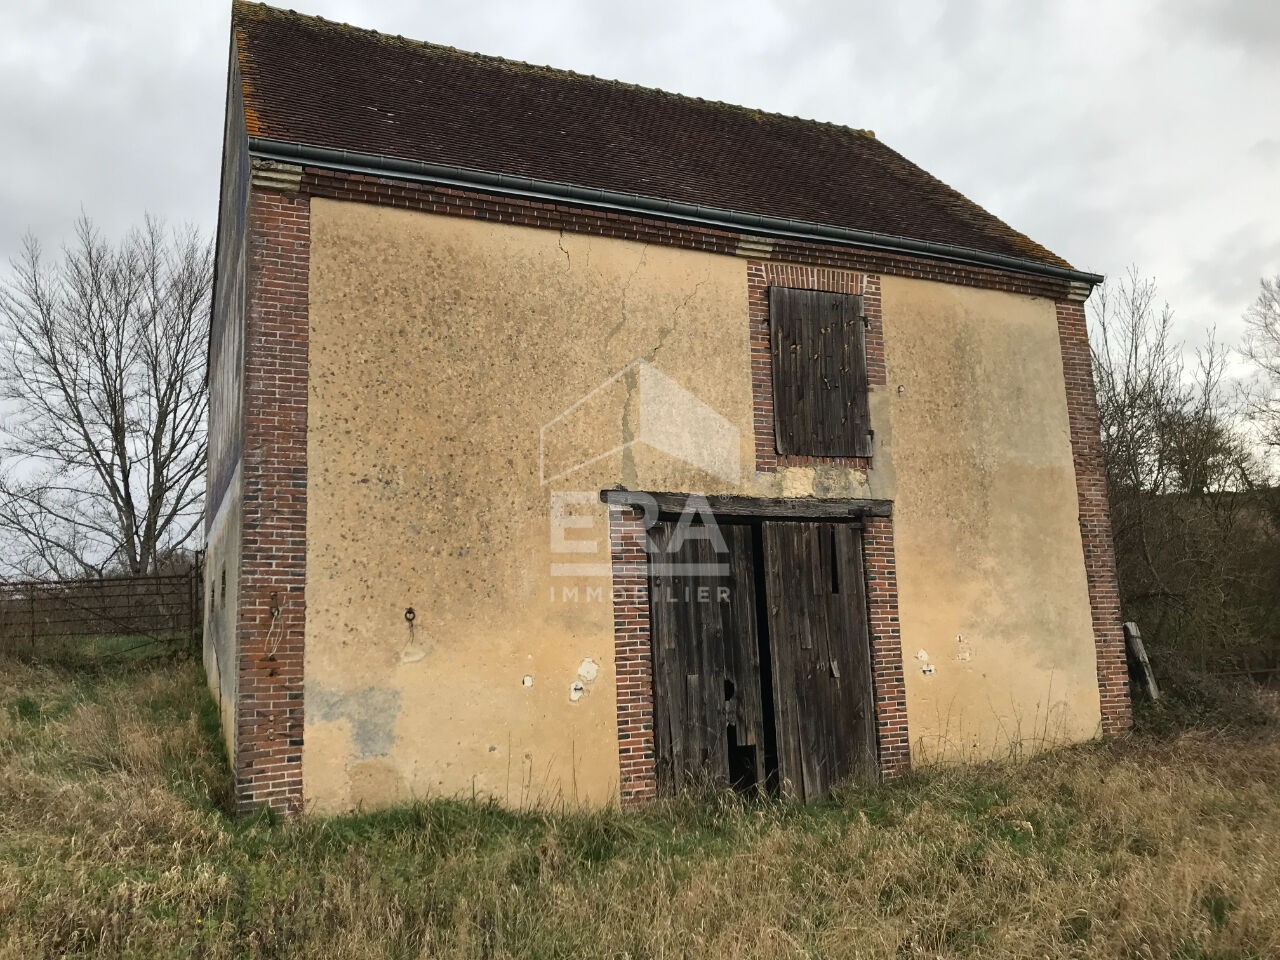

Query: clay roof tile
230 1 1073 270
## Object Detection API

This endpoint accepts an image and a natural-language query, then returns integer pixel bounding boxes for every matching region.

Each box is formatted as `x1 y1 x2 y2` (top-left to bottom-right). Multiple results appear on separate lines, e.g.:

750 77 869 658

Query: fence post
189 562 197 651
1124 622 1160 702
191 553 204 652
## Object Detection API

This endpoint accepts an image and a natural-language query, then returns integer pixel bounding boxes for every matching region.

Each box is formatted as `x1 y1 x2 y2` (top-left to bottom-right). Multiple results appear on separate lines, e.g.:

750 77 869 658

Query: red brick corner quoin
607 504 911 805
862 516 910 777
235 189 310 814
1056 299 1131 735
608 505 658 803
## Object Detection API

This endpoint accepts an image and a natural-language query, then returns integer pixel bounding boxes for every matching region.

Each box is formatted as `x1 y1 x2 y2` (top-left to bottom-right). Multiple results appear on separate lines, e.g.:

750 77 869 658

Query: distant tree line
1091 268 1280 665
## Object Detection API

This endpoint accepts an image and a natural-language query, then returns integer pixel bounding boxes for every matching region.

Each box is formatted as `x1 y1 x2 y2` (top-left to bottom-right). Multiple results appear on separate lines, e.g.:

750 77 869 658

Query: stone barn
204 2 1130 815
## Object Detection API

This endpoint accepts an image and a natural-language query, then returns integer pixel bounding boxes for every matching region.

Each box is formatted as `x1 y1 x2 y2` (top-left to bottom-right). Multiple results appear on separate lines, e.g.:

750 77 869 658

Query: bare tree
1090 268 1188 501
1090 268 1272 655
0 216 212 578
1243 275 1280 455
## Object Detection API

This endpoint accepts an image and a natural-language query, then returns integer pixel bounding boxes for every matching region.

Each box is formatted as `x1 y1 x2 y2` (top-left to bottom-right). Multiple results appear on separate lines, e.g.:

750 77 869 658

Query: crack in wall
673 274 708 321
643 325 674 364
644 274 707 365
618 364 642 487
604 245 649 344
557 229 571 273
620 270 714 480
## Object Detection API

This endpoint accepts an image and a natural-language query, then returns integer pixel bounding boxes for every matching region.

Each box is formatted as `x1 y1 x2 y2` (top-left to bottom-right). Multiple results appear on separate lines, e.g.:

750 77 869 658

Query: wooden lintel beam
599 489 893 520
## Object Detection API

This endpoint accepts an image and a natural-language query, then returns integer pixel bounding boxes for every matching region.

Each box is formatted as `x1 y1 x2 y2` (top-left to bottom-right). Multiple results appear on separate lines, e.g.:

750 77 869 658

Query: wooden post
1123 622 1159 702
189 562 198 651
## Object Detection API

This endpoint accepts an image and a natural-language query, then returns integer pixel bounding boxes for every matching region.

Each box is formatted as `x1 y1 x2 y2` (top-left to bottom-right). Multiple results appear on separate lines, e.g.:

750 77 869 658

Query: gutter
248 137 1104 288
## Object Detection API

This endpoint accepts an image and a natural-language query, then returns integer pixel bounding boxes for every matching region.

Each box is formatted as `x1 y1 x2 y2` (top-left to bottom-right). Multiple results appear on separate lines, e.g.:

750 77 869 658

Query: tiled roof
231 2 1072 270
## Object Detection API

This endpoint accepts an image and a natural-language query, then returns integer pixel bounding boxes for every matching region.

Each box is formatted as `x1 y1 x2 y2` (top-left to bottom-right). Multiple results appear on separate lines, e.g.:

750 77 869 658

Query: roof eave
248 137 1104 289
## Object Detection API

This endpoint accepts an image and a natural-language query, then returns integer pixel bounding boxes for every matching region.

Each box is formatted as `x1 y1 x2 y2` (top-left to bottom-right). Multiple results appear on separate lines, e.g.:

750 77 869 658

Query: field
1 650 1278 959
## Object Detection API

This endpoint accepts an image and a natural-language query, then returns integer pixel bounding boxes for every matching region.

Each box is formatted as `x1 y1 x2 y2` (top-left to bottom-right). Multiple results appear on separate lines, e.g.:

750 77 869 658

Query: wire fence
1191 644 1280 683
0 559 203 658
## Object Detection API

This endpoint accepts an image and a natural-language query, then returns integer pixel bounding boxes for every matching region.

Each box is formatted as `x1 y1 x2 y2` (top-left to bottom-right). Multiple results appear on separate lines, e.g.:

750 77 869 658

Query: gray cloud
1161 0 1280 56
2 0 1276 352
0 1 225 261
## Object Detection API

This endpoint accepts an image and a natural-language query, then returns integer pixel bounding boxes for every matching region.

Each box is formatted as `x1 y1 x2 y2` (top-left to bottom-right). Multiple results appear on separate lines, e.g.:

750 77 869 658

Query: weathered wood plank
833 524 878 782
722 524 766 786
762 521 877 800
848 296 873 457
762 522 806 799
1123 622 1161 702
648 519 765 792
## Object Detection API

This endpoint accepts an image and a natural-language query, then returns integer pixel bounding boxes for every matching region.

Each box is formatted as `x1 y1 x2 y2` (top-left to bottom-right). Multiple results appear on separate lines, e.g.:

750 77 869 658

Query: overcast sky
2 0 1277 352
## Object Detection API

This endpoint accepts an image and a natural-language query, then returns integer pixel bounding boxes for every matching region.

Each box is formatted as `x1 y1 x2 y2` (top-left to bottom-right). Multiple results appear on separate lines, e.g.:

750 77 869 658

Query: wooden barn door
762 521 877 799
649 520 767 792
647 514 877 799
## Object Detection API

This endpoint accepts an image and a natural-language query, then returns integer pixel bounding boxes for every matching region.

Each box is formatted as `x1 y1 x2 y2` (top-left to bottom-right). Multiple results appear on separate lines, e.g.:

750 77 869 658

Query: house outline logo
538 359 741 486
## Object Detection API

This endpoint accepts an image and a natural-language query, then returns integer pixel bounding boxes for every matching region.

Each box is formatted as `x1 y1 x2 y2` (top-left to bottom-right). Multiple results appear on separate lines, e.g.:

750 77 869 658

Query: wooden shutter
769 287 872 457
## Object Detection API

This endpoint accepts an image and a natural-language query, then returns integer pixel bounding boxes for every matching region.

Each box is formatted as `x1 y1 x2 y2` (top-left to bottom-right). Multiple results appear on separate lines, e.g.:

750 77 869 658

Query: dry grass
2 652 1279 959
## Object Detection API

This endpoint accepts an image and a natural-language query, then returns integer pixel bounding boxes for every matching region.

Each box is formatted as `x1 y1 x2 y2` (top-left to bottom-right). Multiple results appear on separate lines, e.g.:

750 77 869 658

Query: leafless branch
1089 268 1277 655
0 215 212 577
1242 275 1280 456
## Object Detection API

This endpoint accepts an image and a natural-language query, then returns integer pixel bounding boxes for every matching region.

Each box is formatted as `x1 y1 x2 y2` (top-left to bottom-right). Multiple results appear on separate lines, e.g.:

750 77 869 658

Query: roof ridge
232 1 879 141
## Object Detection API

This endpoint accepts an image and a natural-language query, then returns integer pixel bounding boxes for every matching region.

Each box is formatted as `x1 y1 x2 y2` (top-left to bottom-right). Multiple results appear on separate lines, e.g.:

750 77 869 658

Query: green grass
1 650 1279 958
0 632 194 666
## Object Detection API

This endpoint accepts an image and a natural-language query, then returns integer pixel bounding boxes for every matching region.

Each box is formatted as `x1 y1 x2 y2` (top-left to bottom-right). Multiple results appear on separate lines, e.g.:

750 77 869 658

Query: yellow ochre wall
303 198 1100 812
881 277 1100 760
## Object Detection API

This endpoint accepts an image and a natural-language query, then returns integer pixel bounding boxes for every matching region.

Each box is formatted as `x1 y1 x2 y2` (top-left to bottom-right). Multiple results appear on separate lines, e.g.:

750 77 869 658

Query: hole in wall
727 724 758 792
